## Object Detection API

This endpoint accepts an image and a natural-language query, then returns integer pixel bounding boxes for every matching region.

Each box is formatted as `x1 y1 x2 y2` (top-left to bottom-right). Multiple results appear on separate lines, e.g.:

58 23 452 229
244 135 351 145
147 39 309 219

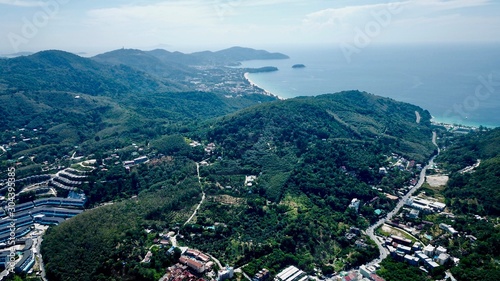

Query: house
369 274 386 281
341 271 359 281
348 198 360 213
439 223 458 236
252 268 270 281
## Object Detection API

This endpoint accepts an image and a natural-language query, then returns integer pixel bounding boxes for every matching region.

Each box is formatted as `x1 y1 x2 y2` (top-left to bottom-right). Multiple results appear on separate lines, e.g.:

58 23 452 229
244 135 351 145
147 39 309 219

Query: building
424 258 440 271
435 246 447 255
274 266 306 281
415 251 429 263
218 266 234 281
404 254 420 266
423 245 435 257
436 253 450 265
179 256 205 274
341 271 359 281
15 250 34 273
253 268 270 281
412 242 422 252
397 245 412 254
439 223 458 236
408 209 420 219
369 274 386 281
348 198 360 213
359 265 375 279
134 156 149 165
390 235 412 247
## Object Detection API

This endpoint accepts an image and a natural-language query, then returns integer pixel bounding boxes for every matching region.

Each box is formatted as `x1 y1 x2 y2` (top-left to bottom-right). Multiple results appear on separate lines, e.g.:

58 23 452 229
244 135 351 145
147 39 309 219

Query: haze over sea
242 44 500 128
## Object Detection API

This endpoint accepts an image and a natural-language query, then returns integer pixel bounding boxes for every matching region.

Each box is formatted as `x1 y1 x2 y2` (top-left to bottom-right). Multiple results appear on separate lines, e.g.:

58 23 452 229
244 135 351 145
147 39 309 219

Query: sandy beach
244 72 285 100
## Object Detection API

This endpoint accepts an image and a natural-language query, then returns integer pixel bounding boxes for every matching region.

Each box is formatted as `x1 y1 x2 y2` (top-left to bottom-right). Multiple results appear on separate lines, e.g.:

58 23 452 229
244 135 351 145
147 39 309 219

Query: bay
241 44 500 128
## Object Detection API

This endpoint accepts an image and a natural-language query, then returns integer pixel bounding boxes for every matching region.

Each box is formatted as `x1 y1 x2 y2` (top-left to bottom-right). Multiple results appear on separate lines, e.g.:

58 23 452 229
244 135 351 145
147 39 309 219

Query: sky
1 0 499 55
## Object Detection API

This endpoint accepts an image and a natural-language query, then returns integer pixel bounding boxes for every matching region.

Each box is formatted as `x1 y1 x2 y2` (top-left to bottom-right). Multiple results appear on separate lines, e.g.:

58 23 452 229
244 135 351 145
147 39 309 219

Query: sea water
241 44 500 128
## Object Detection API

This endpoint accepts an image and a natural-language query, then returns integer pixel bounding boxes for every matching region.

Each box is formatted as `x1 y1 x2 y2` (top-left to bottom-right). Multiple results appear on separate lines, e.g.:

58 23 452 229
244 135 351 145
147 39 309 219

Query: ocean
241 44 500 128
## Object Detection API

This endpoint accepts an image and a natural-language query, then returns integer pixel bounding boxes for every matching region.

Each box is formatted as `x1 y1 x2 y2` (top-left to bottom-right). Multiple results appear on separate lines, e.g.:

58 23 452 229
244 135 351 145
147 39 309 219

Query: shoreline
244 72 286 100
243 73 495 128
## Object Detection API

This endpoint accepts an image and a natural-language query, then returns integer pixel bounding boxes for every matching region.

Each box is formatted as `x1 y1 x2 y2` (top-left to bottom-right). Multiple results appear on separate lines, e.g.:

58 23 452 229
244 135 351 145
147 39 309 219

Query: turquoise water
242 44 500 128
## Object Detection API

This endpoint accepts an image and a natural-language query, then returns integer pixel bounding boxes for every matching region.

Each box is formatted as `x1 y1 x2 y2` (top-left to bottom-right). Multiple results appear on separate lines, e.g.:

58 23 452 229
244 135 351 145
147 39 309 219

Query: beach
244 72 285 100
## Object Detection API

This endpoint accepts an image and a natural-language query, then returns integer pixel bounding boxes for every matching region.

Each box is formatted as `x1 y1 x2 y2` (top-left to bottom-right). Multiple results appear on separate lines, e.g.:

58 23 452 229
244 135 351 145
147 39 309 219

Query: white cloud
86 1 215 27
0 0 45 7
303 0 491 28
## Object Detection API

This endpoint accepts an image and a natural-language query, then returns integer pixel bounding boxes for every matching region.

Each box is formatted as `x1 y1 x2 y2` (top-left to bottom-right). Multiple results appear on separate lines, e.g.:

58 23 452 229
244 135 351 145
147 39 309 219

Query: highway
365 132 439 265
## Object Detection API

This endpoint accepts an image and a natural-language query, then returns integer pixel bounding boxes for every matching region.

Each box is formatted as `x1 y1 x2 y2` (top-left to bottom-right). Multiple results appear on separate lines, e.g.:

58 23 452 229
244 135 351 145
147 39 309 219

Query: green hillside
39 91 436 280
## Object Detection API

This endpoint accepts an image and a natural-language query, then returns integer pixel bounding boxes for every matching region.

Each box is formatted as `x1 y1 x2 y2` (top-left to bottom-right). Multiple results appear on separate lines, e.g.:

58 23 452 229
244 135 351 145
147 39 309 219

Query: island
244 66 279 73
292 64 306 68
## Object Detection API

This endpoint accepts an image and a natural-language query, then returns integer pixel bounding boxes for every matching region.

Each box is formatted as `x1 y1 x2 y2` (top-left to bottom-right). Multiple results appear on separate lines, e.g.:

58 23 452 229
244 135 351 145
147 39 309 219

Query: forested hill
0 48 278 150
438 128 500 216
40 91 437 281
0 50 182 95
207 91 434 163
94 46 289 70
432 129 500 280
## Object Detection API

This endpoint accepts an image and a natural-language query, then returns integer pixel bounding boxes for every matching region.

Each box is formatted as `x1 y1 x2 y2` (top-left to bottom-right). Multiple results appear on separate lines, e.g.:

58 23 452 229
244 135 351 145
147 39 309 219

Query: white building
423 245 435 257
218 266 234 281
348 198 361 213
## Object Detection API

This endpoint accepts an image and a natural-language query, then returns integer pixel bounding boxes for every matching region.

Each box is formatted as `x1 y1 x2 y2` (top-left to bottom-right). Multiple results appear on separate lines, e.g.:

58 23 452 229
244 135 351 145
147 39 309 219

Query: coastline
244 72 285 100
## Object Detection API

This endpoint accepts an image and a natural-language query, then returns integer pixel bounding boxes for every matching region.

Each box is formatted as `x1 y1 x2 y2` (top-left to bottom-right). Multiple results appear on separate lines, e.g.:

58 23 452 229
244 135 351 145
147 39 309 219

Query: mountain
40 91 436 281
93 47 289 74
438 128 500 216
92 48 194 79
0 50 182 95
191 46 289 64
0 49 277 151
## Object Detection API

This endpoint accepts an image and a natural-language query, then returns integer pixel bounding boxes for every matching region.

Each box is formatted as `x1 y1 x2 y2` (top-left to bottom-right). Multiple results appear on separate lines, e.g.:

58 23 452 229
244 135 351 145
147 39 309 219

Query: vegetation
378 257 431 281
433 128 500 280
0 49 473 281
42 167 199 281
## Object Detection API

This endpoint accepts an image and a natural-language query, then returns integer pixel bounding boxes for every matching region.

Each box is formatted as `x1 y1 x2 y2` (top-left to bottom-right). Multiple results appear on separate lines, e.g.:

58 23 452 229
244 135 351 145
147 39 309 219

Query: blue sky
1 0 499 55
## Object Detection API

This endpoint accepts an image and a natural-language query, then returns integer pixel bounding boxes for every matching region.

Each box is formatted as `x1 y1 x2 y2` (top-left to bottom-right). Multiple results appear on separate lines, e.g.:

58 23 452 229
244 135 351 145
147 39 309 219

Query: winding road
365 132 439 265
183 162 206 226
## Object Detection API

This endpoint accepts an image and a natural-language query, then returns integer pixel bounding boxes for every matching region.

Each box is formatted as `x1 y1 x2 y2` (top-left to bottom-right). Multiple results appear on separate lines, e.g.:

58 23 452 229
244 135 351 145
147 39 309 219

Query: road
365 132 439 265
34 234 48 281
183 162 206 226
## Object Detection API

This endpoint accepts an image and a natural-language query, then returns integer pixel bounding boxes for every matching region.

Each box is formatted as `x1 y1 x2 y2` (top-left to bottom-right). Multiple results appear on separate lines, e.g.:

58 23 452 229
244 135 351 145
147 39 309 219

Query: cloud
303 0 491 29
0 0 45 7
85 1 215 27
